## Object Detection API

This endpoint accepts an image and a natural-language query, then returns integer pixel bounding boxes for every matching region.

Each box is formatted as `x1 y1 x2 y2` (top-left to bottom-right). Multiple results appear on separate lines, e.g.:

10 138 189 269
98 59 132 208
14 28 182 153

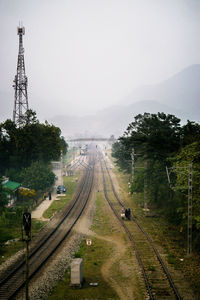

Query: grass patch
91 193 112 235
109 156 200 298
148 265 156 271
0 217 45 265
48 238 118 300
31 219 47 236
43 175 78 219
48 191 119 300
0 172 79 266
167 252 177 265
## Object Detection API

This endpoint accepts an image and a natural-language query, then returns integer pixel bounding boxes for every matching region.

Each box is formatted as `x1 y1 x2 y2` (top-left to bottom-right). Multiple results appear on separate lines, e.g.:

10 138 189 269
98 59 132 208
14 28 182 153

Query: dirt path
98 234 133 300
76 218 137 300
93 154 144 299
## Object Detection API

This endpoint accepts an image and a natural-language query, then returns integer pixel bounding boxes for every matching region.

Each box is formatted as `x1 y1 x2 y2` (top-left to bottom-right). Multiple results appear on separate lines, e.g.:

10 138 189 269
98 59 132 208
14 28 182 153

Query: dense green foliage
19 161 55 191
173 142 200 250
0 178 8 212
0 110 68 173
0 110 68 209
112 112 200 251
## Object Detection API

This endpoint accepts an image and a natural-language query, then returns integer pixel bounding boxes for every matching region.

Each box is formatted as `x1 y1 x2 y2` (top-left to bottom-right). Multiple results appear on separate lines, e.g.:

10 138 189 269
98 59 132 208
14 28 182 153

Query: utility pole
61 150 63 179
131 148 135 181
22 212 31 300
144 161 148 209
166 164 193 255
13 24 29 127
130 148 148 208
188 164 192 255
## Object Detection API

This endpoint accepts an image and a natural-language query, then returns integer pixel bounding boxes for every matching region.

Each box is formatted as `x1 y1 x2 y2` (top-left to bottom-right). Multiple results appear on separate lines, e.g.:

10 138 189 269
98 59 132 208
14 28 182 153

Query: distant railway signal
23 212 31 238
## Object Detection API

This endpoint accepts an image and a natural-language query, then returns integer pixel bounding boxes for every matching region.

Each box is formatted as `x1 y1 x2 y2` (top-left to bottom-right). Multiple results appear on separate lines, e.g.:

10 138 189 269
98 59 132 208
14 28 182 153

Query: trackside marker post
86 239 92 246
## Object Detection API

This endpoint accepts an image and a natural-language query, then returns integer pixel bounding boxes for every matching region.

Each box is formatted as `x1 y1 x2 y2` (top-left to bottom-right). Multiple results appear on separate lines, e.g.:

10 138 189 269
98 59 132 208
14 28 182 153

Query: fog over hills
50 64 200 139
121 64 200 117
1 65 199 139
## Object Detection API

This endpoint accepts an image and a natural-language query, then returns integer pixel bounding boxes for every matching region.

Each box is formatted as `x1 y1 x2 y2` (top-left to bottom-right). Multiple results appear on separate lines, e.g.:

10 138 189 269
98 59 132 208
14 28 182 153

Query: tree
173 142 200 246
19 188 36 202
180 121 200 147
0 120 17 173
0 178 8 213
24 109 39 125
0 112 68 173
112 139 131 173
112 112 181 206
19 162 55 191
124 112 181 161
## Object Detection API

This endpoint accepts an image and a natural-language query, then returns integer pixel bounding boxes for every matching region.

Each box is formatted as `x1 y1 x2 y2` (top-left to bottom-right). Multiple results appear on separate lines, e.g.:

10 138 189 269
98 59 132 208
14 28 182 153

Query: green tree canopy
0 178 8 212
174 142 200 228
0 111 68 174
112 112 181 205
19 161 55 191
124 112 181 161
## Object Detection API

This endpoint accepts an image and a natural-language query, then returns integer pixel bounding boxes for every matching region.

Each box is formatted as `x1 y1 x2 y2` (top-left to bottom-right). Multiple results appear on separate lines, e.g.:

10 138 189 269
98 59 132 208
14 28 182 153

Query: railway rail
99 151 182 300
0 152 95 300
68 155 88 171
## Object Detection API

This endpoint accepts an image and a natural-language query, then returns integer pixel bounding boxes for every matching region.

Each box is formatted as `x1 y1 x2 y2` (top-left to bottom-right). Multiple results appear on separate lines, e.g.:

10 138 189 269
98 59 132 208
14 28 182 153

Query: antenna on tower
13 23 29 127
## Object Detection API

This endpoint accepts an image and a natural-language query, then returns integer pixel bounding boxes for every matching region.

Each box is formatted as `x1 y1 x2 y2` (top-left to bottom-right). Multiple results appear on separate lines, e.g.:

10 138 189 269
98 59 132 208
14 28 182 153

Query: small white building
70 258 83 287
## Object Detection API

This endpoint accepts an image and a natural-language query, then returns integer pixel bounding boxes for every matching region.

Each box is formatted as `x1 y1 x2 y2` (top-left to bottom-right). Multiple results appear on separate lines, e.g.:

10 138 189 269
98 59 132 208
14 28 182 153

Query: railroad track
68 155 83 170
0 152 95 300
99 151 182 300
69 155 88 171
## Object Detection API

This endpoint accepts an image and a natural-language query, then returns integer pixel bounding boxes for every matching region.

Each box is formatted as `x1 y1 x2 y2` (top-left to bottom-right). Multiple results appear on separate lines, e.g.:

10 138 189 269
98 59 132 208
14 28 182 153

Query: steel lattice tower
13 26 29 127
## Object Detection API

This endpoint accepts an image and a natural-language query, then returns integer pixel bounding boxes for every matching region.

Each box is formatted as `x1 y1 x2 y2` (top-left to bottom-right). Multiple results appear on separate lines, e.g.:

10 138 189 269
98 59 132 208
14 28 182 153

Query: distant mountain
1 64 199 139
51 65 200 138
120 64 200 121
50 100 184 139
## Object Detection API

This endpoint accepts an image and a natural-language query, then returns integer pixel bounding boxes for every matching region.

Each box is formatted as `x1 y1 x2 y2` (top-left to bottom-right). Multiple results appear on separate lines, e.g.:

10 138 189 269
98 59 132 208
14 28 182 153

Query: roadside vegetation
0 110 68 255
108 161 200 298
48 191 145 299
110 112 200 297
48 193 119 300
112 112 200 253
48 238 118 300
43 174 79 219
0 213 45 264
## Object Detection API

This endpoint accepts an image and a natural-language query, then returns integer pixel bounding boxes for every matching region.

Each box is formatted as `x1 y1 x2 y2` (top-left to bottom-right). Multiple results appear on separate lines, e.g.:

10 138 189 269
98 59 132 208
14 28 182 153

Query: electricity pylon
13 25 29 127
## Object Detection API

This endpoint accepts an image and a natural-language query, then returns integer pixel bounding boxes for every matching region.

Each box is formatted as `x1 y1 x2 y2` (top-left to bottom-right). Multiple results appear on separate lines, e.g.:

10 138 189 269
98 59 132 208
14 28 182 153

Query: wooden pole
25 238 29 300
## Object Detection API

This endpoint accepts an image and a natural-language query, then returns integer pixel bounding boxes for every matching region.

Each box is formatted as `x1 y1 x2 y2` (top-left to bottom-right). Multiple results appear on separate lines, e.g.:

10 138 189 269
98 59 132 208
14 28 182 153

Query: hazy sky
0 0 200 120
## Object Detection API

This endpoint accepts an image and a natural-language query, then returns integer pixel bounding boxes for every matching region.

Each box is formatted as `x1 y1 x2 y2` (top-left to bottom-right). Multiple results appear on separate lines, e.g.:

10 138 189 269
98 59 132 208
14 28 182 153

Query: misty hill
50 100 184 139
51 65 200 139
121 64 200 120
1 64 199 139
